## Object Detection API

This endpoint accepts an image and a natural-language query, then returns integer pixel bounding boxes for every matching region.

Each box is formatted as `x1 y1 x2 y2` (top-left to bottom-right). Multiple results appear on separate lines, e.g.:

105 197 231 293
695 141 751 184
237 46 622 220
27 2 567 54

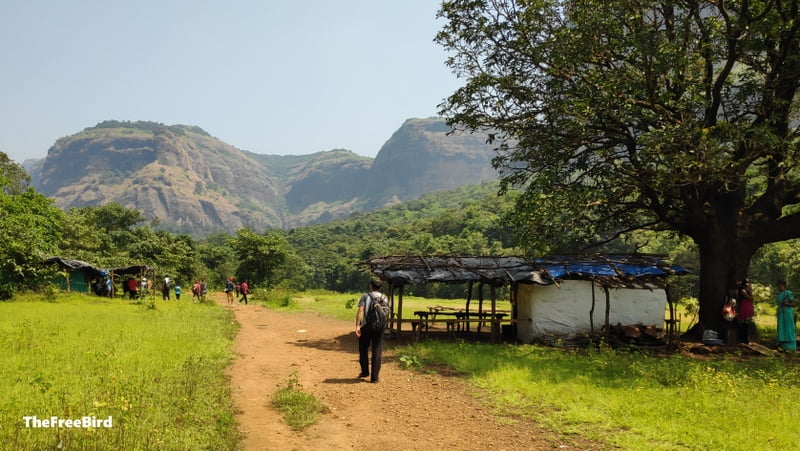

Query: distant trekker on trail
225 277 235 305
239 280 249 305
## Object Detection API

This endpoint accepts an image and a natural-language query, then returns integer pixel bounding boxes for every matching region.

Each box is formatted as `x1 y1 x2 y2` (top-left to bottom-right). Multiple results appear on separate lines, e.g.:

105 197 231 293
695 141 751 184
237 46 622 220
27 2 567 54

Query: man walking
355 279 389 383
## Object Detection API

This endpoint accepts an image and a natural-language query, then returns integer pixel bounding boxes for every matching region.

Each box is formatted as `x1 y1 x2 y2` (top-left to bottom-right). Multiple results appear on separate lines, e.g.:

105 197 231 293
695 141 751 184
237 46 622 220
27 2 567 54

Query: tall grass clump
257 286 300 310
400 341 800 450
0 292 240 449
272 371 328 430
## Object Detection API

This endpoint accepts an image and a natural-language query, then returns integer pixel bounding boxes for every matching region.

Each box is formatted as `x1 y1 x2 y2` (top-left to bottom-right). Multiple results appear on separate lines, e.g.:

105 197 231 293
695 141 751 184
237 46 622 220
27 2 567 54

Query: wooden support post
590 281 596 336
477 282 485 333
603 286 611 341
665 283 679 347
388 282 395 332
465 281 473 332
396 284 405 335
511 282 519 342
490 284 498 343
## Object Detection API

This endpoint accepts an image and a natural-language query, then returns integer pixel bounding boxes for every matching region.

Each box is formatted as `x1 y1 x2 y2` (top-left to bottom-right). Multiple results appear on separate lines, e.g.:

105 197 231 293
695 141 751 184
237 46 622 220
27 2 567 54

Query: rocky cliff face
363 118 498 208
31 118 498 233
38 122 282 233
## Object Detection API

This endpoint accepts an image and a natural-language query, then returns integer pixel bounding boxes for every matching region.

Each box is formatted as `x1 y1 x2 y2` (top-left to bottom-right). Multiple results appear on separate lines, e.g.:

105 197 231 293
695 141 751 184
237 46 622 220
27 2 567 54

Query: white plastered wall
516 281 666 342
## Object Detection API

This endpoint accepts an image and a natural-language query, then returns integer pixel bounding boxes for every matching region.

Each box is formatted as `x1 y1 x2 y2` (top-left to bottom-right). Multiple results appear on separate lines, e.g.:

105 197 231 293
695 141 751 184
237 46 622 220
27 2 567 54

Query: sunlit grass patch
0 292 240 449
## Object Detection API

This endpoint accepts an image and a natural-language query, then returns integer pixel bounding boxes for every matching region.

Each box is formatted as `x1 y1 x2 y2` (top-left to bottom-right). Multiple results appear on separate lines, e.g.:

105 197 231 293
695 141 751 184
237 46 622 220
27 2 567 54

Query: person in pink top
238 280 249 305
736 279 755 343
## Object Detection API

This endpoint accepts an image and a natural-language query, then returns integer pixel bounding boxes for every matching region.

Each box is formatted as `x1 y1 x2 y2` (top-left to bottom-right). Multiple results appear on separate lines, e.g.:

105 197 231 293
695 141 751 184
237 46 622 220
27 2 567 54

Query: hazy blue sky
0 1 461 163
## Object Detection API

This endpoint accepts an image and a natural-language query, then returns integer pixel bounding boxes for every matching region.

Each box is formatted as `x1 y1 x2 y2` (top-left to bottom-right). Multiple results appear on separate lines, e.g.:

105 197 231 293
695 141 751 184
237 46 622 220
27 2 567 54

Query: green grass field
0 293 239 450
399 340 800 450
5 289 798 450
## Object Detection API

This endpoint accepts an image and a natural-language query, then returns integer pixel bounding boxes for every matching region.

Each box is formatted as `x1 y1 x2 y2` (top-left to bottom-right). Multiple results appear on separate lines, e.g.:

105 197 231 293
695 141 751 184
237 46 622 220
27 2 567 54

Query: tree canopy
0 152 31 195
0 154 63 298
437 0 800 332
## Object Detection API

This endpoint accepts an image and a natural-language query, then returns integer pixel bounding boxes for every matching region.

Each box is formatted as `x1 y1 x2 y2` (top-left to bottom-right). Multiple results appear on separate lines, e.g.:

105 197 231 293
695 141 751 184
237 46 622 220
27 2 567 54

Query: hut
43 257 152 297
43 257 108 293
362 254 688 343
515 255 688 343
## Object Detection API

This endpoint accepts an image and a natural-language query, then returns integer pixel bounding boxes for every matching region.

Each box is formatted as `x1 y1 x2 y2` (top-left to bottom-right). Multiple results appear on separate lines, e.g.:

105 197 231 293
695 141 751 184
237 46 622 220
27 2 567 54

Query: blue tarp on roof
538 260 686 279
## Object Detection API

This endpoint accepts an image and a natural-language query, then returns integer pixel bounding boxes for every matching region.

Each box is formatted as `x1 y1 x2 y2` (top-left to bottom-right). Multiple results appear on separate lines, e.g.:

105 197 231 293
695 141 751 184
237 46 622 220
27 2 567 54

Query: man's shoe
370 379 379 383
358 373 369 378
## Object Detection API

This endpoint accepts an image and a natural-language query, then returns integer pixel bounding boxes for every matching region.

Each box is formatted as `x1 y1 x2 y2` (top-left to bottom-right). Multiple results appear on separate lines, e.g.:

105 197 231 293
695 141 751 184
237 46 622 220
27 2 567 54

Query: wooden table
413 309 508 337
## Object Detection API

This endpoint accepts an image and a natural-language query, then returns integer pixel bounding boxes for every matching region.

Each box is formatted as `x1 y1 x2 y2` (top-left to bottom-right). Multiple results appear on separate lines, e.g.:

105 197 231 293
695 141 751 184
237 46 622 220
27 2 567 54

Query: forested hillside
3 149 799 301
284 182 518 294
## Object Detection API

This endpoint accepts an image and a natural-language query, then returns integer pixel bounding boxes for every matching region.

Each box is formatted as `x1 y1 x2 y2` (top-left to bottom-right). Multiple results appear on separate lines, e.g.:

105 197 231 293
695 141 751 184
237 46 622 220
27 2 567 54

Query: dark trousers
358 327 384 381
239 293 248 305
737 319 752 343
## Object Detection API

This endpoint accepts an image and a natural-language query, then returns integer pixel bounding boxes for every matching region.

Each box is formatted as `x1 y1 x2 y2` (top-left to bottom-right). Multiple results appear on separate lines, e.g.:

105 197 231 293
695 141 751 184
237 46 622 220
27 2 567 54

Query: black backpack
364 293 390 329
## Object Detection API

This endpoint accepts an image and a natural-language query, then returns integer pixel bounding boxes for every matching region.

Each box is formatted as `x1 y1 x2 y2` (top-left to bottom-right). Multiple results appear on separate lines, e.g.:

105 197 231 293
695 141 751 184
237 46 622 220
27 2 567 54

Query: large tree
437 0 800 333
231 228 293 288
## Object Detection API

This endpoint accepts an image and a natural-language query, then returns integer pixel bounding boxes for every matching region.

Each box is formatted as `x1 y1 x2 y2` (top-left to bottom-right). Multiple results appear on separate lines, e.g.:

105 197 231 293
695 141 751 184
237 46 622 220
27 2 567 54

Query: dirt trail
223 295 600 450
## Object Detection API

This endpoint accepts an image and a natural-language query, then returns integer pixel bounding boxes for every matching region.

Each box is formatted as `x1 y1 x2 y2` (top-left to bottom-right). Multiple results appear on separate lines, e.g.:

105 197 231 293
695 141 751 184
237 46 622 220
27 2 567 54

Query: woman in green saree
775 280 796 351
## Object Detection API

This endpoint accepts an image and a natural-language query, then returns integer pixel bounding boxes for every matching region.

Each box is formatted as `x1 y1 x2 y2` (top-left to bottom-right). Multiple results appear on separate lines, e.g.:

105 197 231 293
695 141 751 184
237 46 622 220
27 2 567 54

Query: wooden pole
665 283 677 347
478 282 485 315
396 284 405 335
511 282 519 342
604 286 611 341
388 282 395 332
465 281 473 332
491 284 498 343
590 281 596 335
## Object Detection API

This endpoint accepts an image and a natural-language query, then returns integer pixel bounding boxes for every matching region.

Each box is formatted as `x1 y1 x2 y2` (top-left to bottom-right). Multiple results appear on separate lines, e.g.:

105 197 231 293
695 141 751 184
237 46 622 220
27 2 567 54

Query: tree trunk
694 232 755 337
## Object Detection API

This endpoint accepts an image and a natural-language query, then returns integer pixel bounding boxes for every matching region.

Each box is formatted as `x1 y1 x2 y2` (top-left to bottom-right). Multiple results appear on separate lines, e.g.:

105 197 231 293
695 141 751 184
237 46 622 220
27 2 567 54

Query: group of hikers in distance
224 277 249 305
113 275 250 304
120 275 181 301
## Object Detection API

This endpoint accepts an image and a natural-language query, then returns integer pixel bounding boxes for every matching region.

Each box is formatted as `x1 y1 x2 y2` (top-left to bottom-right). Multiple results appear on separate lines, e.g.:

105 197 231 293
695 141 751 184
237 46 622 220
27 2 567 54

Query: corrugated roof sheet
362 254 688 288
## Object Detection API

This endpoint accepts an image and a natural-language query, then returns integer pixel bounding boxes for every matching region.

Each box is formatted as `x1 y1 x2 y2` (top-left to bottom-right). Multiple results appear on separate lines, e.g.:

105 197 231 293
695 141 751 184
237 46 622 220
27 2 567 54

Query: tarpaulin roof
362 254 688 288
44 257 151 278
43 257 108 278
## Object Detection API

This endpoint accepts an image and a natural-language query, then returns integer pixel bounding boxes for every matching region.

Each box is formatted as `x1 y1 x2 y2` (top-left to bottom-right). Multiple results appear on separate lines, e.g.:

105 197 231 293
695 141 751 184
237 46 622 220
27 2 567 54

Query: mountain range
26 118 498 234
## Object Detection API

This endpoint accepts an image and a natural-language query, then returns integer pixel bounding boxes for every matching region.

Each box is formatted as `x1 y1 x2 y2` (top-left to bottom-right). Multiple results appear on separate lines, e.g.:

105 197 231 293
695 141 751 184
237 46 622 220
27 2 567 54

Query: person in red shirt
239 280 249 305
127 277 138 300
